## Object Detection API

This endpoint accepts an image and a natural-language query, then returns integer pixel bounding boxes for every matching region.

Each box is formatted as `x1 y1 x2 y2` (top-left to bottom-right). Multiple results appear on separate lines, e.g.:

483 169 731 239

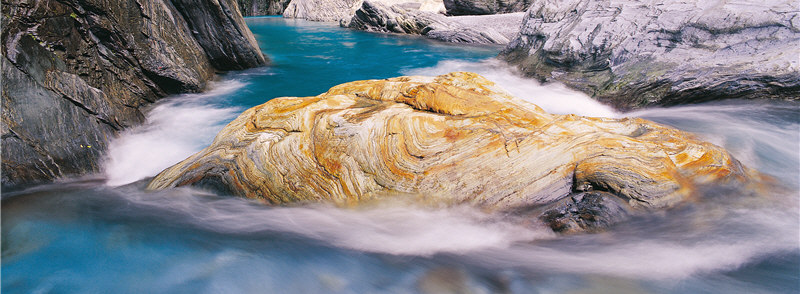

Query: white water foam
124 189 554 256
102 81 245 186
119 185 798 280
403 59 619 118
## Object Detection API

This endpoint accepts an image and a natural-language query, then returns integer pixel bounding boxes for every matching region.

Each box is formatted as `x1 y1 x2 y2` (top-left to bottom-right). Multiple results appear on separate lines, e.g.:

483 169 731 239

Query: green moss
70 12 78 19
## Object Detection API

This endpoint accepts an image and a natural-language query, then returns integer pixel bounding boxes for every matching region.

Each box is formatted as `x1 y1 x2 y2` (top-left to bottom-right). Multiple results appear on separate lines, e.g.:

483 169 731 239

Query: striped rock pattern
148 72 761 232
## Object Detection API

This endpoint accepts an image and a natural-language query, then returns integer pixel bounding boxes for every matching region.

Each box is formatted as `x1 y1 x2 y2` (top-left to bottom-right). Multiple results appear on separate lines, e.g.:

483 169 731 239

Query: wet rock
500 0 800 109
443 0 531 16
148 72 763 232
347 0 523 44
1 0 266 190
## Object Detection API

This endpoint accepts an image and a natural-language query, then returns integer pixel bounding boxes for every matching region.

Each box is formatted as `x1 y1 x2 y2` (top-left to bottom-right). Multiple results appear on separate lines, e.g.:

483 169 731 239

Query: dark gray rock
538 191 633 233
172 0 267 70
443 0 530 16
1 0 266 190
237 0 291 16
500 0 800 109
347 0 522 44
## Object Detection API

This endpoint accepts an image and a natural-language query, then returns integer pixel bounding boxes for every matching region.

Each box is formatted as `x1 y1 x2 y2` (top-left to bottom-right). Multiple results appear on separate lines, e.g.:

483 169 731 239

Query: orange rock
147 72 763 232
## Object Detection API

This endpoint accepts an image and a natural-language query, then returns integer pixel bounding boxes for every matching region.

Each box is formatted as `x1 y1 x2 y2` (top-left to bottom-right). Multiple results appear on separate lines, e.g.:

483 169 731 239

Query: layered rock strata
237 0 291 16
500 0 800 109
1 0 266 189
346 0 523 44
148 72 761 233
443 0 531 15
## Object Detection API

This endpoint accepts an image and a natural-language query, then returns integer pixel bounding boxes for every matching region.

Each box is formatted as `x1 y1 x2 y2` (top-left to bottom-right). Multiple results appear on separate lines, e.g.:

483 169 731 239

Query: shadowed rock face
500 0 800 109
148 72 762 233
1 0 265 190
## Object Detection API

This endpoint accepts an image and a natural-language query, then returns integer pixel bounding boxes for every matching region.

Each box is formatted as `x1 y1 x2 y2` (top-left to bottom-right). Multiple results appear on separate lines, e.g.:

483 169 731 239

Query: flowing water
3 17 799 293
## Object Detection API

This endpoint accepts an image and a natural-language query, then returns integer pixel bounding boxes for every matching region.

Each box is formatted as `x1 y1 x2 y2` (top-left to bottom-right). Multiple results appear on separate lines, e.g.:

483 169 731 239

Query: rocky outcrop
346 0 523 44
1 0 266 190
443 0 530 15
283 0 363 22
500 0 800 109
283 0 444 22
148 72 762 233
237 0 291 16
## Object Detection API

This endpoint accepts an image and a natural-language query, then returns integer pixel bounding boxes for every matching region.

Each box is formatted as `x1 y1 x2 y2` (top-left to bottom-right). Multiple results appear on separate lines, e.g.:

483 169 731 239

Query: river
2 17 798 293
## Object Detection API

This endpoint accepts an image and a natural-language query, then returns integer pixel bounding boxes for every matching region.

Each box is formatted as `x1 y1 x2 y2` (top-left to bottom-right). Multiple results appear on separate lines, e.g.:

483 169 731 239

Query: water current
2 17 798 293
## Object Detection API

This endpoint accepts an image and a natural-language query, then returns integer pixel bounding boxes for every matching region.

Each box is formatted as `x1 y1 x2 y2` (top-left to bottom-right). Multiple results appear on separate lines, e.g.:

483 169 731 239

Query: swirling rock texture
500 0 800 109
443 0 531 15
1 0 266 190
237 0 291 16
148 72 762 233
346 0 523 44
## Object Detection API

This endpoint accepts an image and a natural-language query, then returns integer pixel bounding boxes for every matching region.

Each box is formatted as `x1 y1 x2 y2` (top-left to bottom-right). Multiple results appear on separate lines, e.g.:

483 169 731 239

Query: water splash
102 81 245 186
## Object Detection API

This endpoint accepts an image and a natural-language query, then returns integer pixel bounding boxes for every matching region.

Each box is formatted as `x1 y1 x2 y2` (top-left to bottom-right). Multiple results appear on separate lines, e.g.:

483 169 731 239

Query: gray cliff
237 0 291 16
443 0 530 16
500 0 800 109
1 0 266 190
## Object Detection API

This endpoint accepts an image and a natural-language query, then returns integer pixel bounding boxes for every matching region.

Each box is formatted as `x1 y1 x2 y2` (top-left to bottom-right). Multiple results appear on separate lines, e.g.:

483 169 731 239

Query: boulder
283 0 444 22
1 0 266 190
148 72 762 233
443 0 531 16
283 0 363 22
500 0 800 109
346 0 523 44
237 0 291 16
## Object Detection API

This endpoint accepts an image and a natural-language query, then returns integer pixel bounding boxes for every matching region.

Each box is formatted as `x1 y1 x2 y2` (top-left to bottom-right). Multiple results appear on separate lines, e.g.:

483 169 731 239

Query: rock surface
443 0 530 15
1 0 266 190
283 0 444 22
500 0 800 109
347 0 523 44
148 72 762 233
237 0 291 16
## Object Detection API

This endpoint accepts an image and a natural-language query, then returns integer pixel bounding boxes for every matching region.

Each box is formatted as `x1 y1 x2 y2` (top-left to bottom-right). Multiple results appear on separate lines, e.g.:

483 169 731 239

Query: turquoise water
3 17 799 293
224 17 498 107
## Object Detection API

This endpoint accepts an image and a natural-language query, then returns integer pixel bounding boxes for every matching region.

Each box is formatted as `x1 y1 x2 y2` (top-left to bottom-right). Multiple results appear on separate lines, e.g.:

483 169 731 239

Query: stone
237 0 291 16
283 0 445 22
443 0 531 16
346 0 523 44
283 0 364 22
1 0 266 190
500 0 800 109
147 72 763 232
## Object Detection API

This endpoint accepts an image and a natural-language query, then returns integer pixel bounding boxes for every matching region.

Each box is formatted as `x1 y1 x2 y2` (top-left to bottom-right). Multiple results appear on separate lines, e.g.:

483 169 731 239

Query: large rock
443 0 531 15
500 0 800 109
148 72 762 233
346 0 523 44
283 0 444 22
237 0 291 16
1 0 266 190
